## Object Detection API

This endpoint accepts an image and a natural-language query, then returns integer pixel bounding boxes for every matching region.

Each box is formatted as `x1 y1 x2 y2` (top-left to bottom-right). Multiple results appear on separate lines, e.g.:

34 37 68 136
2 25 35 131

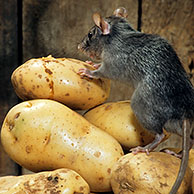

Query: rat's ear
113 7 128 18
93 13 110 35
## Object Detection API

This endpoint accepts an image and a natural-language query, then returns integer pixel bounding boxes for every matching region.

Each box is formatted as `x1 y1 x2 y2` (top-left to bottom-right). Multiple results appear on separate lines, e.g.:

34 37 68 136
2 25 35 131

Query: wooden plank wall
0 0 193 176
141 0 194 77
0 0 21 176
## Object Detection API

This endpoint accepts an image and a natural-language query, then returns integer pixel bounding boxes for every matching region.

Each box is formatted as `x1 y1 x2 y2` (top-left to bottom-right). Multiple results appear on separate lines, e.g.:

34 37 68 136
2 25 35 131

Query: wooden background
0 0 194 176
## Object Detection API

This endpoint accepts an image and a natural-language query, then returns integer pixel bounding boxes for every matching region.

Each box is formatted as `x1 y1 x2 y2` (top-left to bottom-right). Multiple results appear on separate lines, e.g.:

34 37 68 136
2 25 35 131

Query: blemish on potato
19 76 23 85
25 145 33 153
38 74 42 79
86 87 90 92
14 112 21 120
163 173 169 178
136 162 140 166
159 182 168 188
59 154 65 159
25 102 32 108
49 81 54 92
45 68 53 75
98 177 104 182
94 151 101 158
43 134 51 145
75 175 80 180
8 122 14 131
53 176 59 184
88 97 93 100
79 186 84 191
13 135 18 142
107 168 111 174
105 104 112 111
47 176 52 181
65 93 70 96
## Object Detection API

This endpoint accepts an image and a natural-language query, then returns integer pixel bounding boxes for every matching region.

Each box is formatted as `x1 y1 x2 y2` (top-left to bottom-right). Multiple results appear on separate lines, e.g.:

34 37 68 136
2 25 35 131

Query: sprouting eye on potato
0 168 90 194
11 56 110 110
1 99 124 192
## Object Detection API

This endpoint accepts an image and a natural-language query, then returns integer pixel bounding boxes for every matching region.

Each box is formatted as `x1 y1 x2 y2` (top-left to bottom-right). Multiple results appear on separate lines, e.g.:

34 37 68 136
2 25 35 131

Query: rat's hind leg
130 133 165 155
130 85 167 154
162 149 182 158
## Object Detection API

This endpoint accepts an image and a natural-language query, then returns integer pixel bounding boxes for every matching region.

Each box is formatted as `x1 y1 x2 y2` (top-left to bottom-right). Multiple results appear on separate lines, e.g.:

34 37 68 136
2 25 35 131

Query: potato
0 168 90 194
11 56 110 110
188 149 194 171
84 101 155 149
1 99 123 192
110 152 193 194
161 148 194 172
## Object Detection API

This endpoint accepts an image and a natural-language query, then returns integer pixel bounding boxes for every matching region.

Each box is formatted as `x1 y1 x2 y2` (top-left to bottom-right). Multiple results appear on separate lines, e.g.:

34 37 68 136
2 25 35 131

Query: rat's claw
85 60 93 65
85 61 101 69
77 68 93 79
93 63 101 69
130 146 150 155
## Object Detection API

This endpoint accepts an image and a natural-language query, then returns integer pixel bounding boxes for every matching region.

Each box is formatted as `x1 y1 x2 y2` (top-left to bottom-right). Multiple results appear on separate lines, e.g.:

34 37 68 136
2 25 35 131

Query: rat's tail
169 119 190 194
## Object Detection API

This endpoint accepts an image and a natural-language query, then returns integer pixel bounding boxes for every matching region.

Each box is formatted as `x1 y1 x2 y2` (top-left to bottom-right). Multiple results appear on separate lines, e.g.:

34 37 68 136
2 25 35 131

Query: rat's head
78 7 129 60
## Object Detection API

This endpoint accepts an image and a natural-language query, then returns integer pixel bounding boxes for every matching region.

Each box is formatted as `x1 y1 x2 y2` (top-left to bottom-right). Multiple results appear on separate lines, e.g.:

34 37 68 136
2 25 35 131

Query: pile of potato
0 56 193 193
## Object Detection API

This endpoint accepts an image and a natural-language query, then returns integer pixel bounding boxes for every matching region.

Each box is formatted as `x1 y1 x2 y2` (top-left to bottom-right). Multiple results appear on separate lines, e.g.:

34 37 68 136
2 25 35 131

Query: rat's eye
88 32 93 39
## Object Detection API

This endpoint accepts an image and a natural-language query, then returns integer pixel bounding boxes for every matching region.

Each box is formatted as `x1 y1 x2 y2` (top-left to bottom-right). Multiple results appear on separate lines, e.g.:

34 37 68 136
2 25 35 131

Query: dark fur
79 14 194 193
80 15 194 134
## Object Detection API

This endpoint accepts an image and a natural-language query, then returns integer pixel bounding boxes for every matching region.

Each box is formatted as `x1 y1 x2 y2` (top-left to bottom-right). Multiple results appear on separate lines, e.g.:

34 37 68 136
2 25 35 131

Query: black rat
77 7 194 194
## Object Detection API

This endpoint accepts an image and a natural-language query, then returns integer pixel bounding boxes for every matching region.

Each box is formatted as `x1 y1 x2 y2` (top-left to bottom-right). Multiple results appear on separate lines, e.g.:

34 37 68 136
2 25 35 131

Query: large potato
0 168 90 194
1 99 123 192
11 56 110 110
110 152 193 194
84 101 155 149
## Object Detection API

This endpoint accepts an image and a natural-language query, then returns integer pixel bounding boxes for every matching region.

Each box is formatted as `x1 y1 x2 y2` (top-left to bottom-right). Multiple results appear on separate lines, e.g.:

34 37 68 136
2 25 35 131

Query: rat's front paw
85 60 93 65
77 68 94 79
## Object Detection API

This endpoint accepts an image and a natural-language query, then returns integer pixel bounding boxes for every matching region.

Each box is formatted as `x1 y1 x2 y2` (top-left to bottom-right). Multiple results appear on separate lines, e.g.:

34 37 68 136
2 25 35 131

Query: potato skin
84 101 155 149
110 152 193 194
11 56 110 110
1 99 123 192
0 168 90 194
188 149 194 171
